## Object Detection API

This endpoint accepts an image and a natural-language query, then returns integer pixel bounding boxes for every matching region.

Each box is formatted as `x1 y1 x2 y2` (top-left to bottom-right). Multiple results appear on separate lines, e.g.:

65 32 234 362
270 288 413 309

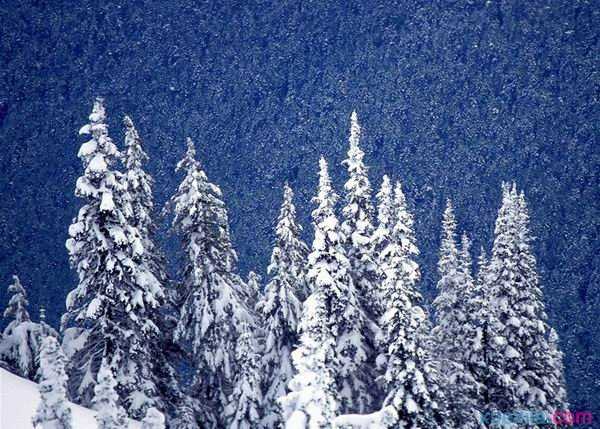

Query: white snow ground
0 368 141 428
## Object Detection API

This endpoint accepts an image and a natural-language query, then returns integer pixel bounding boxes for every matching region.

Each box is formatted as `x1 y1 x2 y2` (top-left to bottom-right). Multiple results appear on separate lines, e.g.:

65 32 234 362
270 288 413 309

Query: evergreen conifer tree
280 158 343 428
32 336 73 429
340 112 378 412
4 274 30 326
169 137 252 426
431 202 480 427
63 98 165 418
122 115 184 422
373 175 394 315
378 182 444 428
485 184 568 414
123 115 168 286
257 183 308 427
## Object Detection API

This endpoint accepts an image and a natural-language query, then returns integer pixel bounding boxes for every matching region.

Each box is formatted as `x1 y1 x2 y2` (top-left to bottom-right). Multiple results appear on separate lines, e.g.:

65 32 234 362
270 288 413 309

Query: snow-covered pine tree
431 202 480 427
122 115 168 287
373 175 394 311
513 189 568 412
63 98 165 418
0 275 52 380
122 115 185 423
485 184 568 414
225 322 262 429
257 183 308 427
378 182 445 428
93 359 127 429
142 407 166 429
169 137 252 426
280 158 344 428
341 111 379 315
339 111 378 413
1 274 33 376
32 336 72 429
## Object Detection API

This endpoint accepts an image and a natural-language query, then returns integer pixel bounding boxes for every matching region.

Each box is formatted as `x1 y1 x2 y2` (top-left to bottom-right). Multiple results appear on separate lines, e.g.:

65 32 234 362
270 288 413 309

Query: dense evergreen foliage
257 183 308 427
168 137 254 427
63 99 166 418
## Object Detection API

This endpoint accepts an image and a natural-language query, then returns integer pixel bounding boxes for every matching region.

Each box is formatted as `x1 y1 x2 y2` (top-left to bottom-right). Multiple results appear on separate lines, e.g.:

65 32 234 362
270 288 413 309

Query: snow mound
0 368 141 428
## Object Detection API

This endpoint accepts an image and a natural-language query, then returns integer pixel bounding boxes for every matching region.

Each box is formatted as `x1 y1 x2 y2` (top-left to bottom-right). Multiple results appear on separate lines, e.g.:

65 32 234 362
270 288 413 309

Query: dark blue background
1 0 598 418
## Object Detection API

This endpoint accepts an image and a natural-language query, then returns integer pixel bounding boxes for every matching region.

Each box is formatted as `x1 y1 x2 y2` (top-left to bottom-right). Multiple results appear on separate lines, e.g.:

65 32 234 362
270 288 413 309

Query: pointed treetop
350 110 361 148
438 199 459 277
123 115 149 170
4 274 30 324
344 110 367 172
123 114 134 129
315 157 337 209
394 180 407 208
318 157 332 192
283 181 293 203
176 137 200 172
380 174 391 191
186 137 196 159
89 97 107 124
442 199 457 238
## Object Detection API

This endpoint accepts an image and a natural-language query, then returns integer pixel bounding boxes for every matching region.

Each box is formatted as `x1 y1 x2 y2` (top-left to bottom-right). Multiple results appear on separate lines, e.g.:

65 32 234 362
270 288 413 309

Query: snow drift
0 368 140 428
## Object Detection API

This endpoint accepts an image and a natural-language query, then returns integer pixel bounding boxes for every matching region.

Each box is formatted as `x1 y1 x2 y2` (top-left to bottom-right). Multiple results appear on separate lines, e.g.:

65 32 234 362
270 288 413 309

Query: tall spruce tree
122 115 184 422
257 183 308 427
485 184 568 414
431 202 480 427
280 159 344 428
169 137 252 426
63 98 165 418
122 115 168 286
32 337 73 429
340 111 378 413
378 181 445 428
225 322 263 429
373 175 394 311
